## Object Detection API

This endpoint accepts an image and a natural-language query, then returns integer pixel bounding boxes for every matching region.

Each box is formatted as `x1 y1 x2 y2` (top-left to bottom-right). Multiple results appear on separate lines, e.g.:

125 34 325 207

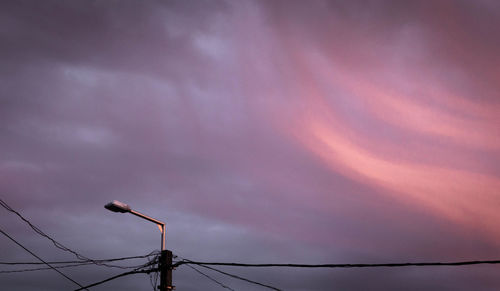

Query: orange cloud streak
295 110 500 236
342 79 500 151
281 49 500 239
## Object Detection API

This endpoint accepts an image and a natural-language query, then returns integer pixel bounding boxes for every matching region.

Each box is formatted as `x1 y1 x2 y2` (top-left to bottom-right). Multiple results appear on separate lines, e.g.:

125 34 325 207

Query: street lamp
104 200 166 250
105 200 172 290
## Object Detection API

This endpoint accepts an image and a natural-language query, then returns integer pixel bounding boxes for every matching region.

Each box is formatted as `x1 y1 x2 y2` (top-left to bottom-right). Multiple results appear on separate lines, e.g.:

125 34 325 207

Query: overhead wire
0 253 160 266
146 253 160 291
176 260 500 269
176 254 280 291
73 269 152 291
0 198 156 269
173 257 500 291
148 268 159 291
195 263 282 291
0 227 88 290
1 257 160 274
73 253 160 291
186 264 236 291
0 262 94 274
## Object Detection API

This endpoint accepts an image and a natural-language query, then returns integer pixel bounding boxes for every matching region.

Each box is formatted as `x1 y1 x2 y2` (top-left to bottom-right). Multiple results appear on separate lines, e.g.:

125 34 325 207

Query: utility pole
159 250 173 290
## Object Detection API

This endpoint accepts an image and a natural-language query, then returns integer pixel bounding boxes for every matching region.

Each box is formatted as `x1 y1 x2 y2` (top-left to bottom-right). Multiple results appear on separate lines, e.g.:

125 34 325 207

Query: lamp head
104 200 131 213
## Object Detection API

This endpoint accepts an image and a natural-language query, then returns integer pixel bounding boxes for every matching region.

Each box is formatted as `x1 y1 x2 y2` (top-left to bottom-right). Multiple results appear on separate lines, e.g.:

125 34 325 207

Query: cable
148 269 159 291
0 257 158 274
186 264 236 291
0 227 87 290
146 253 160 291
175 254 281 291
73 269 151 291
196 263 281 291
0 262 94 273
0 253 161 266
175 260 500 269
73 255 160 291
174 257 500 291
0 198 152 269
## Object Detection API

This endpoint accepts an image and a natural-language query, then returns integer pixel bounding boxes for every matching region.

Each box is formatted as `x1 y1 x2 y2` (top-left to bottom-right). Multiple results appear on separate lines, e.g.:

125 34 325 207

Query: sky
1 0 500 290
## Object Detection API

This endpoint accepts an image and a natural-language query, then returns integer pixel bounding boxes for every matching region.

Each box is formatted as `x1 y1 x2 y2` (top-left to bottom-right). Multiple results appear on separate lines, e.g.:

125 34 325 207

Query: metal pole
129 209 166 251
161 224 165 251
129 210 164 225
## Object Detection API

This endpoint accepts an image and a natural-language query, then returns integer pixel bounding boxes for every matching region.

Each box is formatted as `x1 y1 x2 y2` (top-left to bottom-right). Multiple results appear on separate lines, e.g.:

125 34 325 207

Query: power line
0 256 160 274
176 255 281 291
73 269 151 291
0 262 94 274
148 269 159 291
186 264 236 291
0 253 159 266
196 263 282 291
73 257 159 291
176 260 500 269
0 227 87 290
170 258 500 291
1 261 93 265
0 198 151 269
146 253 160 291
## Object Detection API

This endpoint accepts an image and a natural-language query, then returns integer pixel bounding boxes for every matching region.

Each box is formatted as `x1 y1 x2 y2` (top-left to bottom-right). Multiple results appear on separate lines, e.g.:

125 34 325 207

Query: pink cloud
281 53 500 241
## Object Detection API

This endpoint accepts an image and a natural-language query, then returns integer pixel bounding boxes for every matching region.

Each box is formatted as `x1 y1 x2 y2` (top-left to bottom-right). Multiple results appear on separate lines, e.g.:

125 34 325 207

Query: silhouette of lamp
104 200 166 251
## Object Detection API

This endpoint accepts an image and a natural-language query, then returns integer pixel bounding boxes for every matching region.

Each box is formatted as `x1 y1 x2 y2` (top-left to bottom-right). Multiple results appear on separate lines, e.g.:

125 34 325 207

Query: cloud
1 1 500 290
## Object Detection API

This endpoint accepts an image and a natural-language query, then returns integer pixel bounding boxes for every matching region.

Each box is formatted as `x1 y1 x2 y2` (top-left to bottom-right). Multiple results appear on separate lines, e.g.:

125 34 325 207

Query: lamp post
104 200 172 290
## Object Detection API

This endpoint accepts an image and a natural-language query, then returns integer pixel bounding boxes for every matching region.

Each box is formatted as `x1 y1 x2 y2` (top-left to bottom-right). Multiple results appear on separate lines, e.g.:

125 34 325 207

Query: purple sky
1 1 500 290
